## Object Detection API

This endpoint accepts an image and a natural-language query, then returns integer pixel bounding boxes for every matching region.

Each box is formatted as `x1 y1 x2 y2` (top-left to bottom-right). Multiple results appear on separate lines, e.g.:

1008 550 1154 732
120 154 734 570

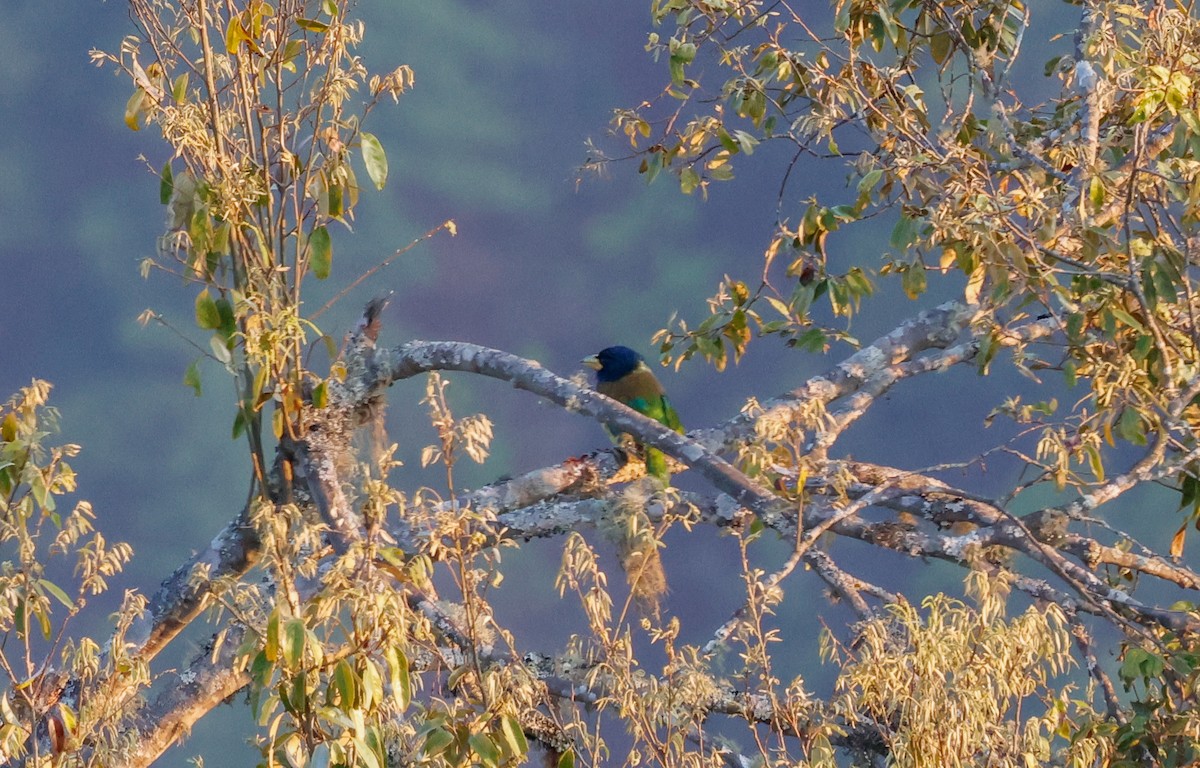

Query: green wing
625 393 683 483
660 395 683 433
627 394 683 433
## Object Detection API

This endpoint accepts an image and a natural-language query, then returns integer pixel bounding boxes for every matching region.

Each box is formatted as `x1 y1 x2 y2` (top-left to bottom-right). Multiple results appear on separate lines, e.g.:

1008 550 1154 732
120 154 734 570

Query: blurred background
0 1 1167 764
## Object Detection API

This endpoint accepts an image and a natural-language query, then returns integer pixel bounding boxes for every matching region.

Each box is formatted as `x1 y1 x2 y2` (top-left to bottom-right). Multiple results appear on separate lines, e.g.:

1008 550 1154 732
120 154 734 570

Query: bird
582 345 683 484
583 345 684 616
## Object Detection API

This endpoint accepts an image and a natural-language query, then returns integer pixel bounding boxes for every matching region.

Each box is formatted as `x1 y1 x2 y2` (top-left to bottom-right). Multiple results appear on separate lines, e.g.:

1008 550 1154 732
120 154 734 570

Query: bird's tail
609 485 669 618
618 506 668 619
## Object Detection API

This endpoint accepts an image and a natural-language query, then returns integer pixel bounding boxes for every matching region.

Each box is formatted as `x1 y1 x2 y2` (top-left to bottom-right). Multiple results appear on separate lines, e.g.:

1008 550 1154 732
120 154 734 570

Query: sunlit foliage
0 382 138 764
12 1 1200 767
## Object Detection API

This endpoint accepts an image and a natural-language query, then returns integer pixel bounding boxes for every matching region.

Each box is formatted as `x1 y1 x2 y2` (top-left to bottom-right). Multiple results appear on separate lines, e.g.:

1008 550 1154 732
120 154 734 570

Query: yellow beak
581 355 602 370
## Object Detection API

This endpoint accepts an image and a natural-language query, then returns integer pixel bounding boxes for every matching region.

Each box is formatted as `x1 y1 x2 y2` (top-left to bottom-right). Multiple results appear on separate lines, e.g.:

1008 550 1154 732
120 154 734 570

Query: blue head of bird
583 346 644 382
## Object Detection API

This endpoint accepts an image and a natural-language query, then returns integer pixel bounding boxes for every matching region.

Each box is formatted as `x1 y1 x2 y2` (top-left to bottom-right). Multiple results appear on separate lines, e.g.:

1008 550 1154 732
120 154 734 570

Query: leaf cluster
0 382 138 764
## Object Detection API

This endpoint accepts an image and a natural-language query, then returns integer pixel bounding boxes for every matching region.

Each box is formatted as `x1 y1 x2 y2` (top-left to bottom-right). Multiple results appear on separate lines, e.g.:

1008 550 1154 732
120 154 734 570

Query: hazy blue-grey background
0 1 1181 764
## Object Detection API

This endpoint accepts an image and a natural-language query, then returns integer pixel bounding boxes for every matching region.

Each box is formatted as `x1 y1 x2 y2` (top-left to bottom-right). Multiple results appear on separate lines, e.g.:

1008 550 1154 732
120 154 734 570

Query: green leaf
424 728 454 757
930 32 952 65
1065 312 1084 341
159 163 174 205
189 208 211 253
386 646 412 711
679 167 700 195
321 334 338 360
829 204 858 220
171 73 188 104
901 262 927 299
718 130 740 154
834 0 851 34
1113 648 1142 681
1117 407 1147 446
38 579 73 609
446 664 469 690
195 289 221 329
2 412 18 442
1089 175 1105 207
296 17 330 33
1085 444 1105 482
379 547 406 567
354 731 385 768
216 297 236 341
332 658 357 707
765 296 792 318
125 89 146 131
875 7 898 47
857 168 883 197
184 359 202 396
327 183 344 218
282 674 307 716
312 381 327 408
360 132 388 190
282 617 306 668
265 608 280 662
1120 647 1163 682
212 220 232 256
890 215 920 249
642 152 662 183
1133 333 1154 361
469 734 500 767
1152 260 1180 304
557 749 576 768
669 57 685 86
733 129 758 155
361 658 383 710
36 603 51 640
1182 473 1198 511
310 226 332 279
1110 307 1145 333
209 335 232 366
498 715 528 758
809 733 835 763
280 40 303 72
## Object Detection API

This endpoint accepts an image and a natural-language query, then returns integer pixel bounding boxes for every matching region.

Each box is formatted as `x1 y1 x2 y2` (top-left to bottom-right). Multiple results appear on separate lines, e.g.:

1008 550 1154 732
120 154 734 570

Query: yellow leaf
965 263 985 305
1171 522 1188 558
124 89 146 131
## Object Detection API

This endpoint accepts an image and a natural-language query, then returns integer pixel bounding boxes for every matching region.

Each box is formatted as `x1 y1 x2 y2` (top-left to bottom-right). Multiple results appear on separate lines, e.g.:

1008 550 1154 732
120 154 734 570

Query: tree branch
42 300 1200 764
